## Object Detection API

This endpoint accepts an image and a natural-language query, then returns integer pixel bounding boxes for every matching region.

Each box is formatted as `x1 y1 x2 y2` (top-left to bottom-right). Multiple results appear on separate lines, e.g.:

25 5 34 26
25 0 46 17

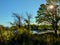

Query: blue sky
0 0 46 27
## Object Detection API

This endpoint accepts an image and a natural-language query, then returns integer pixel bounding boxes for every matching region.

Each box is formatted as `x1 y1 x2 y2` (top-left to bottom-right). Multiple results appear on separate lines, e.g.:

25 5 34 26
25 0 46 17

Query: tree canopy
35 3 60 37
46 0 60 4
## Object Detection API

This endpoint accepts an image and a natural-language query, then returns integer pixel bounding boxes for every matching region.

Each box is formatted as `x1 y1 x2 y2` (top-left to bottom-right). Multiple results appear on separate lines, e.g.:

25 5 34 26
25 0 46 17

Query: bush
0 28 60 45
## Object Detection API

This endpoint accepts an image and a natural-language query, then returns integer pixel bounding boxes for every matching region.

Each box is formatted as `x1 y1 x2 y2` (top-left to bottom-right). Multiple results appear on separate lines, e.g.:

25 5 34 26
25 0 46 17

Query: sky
0 0 46 27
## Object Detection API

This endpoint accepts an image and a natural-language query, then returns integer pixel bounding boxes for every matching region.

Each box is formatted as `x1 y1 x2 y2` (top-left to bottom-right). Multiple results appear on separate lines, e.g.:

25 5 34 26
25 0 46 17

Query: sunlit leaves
46 0 60 4
1 31 14 40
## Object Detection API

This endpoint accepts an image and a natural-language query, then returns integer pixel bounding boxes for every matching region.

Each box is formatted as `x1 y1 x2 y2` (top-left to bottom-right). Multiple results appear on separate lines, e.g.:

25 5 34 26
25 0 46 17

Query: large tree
24 13 32 30
35 3 60 37
10 13 22 28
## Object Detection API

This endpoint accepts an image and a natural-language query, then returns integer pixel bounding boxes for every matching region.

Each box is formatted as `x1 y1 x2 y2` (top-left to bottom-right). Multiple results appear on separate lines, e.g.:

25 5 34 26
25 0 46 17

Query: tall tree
10 13 22 28
24 13 32 30
46 0 60 37
35 4 60 37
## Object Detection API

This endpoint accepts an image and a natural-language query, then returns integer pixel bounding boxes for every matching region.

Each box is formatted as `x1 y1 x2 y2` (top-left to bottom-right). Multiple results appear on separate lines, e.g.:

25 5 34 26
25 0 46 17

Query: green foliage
0 27 60 45
1 31 14 40
17 28 29 35
35 4 47 23
35 2 60 37
31 24 39 30
0 25 5 30
38 25 53 30
46 0 60 4
10 26 17 30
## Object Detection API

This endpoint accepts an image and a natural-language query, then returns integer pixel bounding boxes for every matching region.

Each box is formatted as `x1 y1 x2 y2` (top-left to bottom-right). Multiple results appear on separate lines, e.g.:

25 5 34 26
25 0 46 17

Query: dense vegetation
0 0 60 45
0 25 60 45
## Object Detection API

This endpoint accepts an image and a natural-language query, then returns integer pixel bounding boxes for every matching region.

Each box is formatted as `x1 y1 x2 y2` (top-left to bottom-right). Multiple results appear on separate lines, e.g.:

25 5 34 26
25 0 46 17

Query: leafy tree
24 13 32 30
35 3 60 37
46 0 60 37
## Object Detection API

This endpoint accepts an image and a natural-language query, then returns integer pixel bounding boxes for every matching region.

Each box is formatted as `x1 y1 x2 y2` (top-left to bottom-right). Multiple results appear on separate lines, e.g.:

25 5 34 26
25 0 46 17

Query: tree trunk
52 21 58 37
55 29 57 37
55 22 58 37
